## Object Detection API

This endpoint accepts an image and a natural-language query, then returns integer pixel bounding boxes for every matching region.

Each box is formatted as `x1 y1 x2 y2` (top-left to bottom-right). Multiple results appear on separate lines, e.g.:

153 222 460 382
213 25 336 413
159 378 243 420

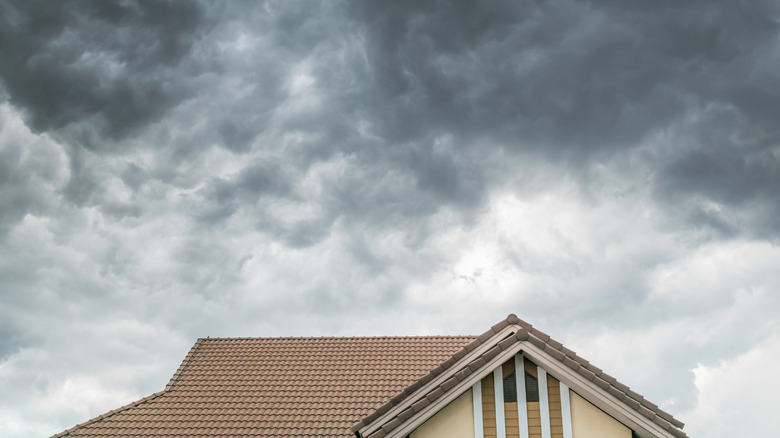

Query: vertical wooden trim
537 367 552 438
474 382 484 438
494 368 507 438
515 355 529 438
559 382 573 438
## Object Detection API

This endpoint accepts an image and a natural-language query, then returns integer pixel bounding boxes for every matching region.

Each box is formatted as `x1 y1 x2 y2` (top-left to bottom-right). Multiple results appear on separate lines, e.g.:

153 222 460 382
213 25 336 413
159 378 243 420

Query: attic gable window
524 371 539 402
503 372 517 403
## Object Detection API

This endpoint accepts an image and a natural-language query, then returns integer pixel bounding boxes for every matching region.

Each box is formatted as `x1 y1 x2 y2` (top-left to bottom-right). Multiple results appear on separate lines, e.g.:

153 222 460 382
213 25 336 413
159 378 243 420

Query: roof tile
54 336 472 438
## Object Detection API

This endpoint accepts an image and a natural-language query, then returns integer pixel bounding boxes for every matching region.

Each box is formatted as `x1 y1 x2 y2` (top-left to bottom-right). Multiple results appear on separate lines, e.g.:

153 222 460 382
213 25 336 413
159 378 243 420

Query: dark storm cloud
0 0 210 143
349 0 779 152
2 0 779 242
344 0 780 237
2 3 780 436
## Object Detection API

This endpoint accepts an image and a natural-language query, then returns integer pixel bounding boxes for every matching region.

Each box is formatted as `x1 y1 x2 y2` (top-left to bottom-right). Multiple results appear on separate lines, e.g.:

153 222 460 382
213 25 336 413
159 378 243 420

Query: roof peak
353 314 686 438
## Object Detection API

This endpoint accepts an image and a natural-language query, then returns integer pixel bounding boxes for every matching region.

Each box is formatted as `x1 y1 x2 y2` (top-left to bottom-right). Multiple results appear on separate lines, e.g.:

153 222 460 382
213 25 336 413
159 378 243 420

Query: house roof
53 315 686 438
352 314 686 438
52 336 473 437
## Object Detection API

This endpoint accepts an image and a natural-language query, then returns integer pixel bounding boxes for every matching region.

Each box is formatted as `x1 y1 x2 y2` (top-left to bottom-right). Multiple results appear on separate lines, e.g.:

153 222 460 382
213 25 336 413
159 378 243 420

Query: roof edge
49 390 168 438
165 338 204 390
49 338 205 438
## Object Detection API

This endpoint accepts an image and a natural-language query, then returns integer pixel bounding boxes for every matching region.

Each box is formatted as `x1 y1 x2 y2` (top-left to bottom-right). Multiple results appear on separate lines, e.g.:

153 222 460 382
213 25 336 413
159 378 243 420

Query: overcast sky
1 1 779 437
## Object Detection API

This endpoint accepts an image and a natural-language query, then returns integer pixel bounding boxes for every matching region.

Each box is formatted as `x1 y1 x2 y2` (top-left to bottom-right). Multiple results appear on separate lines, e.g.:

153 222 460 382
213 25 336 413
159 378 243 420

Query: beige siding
503 360 515 378
547 374 564 438
482 373 497 438
522 357 541 438
524 358 538 377
506 401 520 438
527 401 542 438
570 391 631 438
410 389 475 438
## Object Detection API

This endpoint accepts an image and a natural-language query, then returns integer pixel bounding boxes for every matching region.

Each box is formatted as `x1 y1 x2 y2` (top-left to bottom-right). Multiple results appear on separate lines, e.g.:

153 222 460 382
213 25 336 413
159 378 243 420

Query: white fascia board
359 325 520 437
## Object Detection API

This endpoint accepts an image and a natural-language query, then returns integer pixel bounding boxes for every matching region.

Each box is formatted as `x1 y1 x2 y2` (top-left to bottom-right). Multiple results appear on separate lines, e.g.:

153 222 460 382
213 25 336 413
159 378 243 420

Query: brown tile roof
353 315 686 438
54 316 686 438
52 336 474 438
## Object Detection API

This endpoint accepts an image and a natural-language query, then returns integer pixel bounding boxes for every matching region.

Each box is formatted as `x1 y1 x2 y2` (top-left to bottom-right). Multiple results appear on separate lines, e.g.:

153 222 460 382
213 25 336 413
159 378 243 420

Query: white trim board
560 381 573 438
473 382 484 438
494 368 506 438
538 367 552 438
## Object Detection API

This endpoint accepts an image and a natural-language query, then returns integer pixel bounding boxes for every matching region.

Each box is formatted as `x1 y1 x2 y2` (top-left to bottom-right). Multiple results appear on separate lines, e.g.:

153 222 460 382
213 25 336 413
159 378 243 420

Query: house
52 314 686 438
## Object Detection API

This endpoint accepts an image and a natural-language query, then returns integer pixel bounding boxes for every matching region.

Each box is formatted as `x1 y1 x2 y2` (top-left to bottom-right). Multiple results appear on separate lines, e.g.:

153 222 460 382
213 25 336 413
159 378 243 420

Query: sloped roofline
49 338 205 438
352 314 686 438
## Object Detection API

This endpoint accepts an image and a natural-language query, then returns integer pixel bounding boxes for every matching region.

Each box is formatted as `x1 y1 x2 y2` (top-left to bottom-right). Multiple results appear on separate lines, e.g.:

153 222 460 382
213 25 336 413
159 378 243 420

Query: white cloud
683 332 780 438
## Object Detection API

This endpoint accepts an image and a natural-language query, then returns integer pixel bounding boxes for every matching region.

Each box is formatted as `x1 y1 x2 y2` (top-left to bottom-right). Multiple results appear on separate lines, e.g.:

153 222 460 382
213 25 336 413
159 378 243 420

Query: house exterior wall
410 389 475 438
547 374 564 438
411 359 632 438
570 391 631 438
524 357 542 438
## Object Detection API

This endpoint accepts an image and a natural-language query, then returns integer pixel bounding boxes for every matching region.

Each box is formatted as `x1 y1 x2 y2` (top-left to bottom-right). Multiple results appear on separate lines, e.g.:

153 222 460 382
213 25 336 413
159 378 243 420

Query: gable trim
371 335 681 438
357 323 520 437
378 331 528 438
519 341 677 438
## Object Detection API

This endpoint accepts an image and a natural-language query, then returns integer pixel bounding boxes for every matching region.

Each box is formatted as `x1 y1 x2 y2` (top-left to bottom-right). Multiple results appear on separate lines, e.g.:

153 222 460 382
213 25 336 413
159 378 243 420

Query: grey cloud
344 0 780 237
349 0 778 154
3 2 780 436
0 0 210 143
652 105 780 240
196 160 291 225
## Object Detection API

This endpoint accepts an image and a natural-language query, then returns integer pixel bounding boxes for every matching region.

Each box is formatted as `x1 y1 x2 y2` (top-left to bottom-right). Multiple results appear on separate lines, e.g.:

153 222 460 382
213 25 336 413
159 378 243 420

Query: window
503 372 517 403
524 371 539 402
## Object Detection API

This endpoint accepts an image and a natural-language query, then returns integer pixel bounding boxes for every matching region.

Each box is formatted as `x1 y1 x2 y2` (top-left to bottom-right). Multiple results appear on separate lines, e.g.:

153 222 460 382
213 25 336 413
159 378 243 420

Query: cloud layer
0 1 779 436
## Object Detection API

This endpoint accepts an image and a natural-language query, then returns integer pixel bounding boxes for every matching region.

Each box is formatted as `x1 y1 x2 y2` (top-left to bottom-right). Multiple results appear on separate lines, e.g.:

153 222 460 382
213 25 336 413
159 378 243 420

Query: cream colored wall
570 391 631 438
410 389 475 438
